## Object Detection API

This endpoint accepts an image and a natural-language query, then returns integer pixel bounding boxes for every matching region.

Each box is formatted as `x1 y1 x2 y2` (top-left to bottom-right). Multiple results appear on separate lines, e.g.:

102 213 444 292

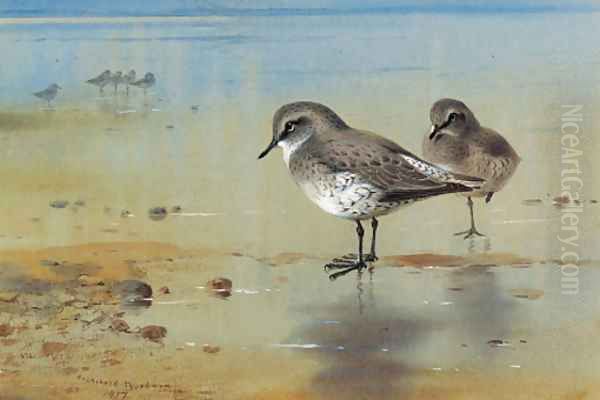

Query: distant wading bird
131 72 156 95
258 102 485 280
423 98 520 239
111 71 123 94
124 69 136 95
85 70 111 94
33 83 61 107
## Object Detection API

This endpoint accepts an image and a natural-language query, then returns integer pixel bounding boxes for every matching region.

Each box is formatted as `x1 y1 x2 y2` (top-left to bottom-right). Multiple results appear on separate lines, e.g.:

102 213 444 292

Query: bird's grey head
258 101 348 159
49 83 61 90
102 70 111 77
428 98 480 141
145 72 155 81
114 71 122 77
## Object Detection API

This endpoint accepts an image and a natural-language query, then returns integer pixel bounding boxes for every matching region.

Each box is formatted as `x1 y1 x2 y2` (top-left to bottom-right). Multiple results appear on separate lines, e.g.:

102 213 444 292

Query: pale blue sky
1 0 599 16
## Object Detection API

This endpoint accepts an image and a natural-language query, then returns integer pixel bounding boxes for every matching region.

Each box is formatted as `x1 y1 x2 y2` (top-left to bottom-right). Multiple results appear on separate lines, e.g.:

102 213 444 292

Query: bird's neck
279 131 313 167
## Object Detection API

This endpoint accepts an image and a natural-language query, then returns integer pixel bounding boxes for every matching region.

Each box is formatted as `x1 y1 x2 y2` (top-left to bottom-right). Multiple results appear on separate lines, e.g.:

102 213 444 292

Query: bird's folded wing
308 129 484 193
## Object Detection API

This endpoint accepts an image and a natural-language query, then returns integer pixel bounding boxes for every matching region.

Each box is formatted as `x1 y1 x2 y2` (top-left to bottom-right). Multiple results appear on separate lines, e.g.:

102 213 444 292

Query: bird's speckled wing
301 128 483 195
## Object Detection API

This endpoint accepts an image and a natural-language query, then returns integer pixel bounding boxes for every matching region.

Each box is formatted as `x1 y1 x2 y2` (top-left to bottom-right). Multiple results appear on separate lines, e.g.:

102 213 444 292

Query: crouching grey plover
85 70 111 93
132 72 156 94
423 98 520 239
33 83 61 107
259 101 484 280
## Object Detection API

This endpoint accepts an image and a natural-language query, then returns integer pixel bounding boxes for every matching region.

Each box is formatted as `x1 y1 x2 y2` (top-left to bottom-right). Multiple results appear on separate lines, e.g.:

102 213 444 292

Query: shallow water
0 11 599 400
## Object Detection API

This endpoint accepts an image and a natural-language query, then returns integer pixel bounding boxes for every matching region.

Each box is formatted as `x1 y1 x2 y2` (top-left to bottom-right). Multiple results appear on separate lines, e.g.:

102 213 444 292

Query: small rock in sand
41 341 68 357
141 325 167 343
120 209 133 218
0 291 19 303
207 277 232 298
148 207 168 221
111 319 130 333
0 323 15 337
159 286 170 295
50 200 69 209
78 274 105 287
114 280 153 306
171 205 182 213
203 344 220 354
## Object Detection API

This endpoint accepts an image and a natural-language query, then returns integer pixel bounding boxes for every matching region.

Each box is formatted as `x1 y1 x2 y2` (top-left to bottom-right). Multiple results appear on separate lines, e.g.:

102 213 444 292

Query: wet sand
1 240 600 399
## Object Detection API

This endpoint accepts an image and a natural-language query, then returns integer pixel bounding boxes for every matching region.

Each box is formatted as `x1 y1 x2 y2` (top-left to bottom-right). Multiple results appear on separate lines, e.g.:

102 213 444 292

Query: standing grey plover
131 72 156 94
124 69 136 95
259 101 484 279
423 98 520 239
33 83 61 107
85 70 111 93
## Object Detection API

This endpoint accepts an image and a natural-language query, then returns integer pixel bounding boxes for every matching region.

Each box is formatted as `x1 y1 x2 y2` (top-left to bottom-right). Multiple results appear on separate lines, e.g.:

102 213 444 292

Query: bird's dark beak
428 124 439 140
429 119 452 140
258 138 278 159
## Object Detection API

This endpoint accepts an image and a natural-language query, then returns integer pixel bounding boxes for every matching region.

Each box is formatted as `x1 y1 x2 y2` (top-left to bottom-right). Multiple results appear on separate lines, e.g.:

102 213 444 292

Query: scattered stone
510 288 544 300
159 286 170 295
120 209 133 218
0 291 19 303
111 319 130 333
0 324 15 337
520 339 527 344
74 200 86 207
41 259 62 267
114 280 153 306
141 325 167 343
552 195 570 207
50 200 69 208
191 105 199 111
448 287 464 291
171 205 182 213
166 125 175 129
522 199 543 206
202 344 220 354
148 207 168 221
41 341 68 357
487 339 511 348
591 199 598 204
207 277 232 298
78 274 105 287
231 252 243 257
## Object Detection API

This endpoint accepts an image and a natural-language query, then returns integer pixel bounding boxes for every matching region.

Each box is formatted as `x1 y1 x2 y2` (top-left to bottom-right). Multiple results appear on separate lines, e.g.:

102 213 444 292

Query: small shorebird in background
131 72 156 95
259 101 484 280
85 70 111 94
33 83 61 107
124 69 136 95
423 98 520 239
110 71 124 94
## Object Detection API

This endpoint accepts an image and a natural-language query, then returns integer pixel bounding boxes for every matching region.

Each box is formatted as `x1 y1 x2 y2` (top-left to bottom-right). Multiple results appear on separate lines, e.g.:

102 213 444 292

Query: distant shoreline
0 4 598 21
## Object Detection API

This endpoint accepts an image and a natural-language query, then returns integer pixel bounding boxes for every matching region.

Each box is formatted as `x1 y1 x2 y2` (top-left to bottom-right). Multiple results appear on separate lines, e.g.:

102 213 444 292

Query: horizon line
1 4 599 19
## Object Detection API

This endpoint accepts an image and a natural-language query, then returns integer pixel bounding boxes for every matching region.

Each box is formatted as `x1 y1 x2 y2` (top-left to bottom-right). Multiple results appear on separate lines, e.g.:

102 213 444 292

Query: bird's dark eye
285 121 296 133
448 112 458 122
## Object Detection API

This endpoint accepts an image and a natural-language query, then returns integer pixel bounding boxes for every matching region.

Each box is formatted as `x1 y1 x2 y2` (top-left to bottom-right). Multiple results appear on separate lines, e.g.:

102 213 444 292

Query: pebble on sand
207 277 232 298
141 325 167 343
203 344 220 354
148 207 168 221
0 323 15 337
50 200 69 209
111 319 130 333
